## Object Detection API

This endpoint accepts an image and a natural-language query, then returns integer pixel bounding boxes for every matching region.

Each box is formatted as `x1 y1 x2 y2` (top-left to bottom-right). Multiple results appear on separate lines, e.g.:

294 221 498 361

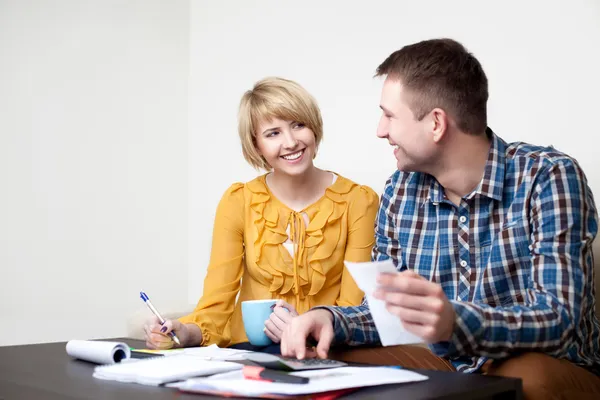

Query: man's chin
396 161 416 172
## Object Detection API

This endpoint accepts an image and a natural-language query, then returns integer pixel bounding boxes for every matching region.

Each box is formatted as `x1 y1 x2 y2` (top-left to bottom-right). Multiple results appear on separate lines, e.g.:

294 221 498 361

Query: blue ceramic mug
241 299 277 346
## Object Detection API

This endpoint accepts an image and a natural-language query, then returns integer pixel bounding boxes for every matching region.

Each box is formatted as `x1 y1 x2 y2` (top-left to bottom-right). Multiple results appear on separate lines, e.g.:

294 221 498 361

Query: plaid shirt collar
427 127 505 204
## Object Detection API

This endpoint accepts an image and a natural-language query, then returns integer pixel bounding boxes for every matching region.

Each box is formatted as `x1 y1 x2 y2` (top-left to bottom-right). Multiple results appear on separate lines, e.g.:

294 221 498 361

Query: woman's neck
267 167 331 211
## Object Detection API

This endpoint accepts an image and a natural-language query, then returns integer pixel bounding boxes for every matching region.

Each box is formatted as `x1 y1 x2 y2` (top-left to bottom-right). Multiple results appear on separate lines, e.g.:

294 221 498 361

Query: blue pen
140 291 181 346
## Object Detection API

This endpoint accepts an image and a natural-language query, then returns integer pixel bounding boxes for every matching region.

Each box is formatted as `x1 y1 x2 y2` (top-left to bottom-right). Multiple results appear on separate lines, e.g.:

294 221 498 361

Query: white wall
188 0 600 302
1 0 598 346
0 0 190 345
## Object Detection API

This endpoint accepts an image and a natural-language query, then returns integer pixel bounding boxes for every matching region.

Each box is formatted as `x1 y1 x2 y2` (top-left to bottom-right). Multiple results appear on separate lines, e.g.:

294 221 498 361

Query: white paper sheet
135 344 251 361
66 340 131 364
93 354 242 386
344 260 423 346
182 344 251 360
177 366 428 396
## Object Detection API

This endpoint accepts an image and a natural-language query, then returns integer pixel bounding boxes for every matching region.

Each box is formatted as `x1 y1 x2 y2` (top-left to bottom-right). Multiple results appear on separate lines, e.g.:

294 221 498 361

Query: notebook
66 340 131 364
93 354 242 386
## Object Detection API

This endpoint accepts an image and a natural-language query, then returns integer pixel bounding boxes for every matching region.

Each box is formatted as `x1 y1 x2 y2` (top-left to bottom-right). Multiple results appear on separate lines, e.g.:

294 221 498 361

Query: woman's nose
283 131 299 149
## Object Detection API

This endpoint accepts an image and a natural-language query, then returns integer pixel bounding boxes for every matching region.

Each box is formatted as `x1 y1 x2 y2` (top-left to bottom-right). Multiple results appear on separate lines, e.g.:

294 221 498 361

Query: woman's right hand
264 300 299 343
143 316 190 350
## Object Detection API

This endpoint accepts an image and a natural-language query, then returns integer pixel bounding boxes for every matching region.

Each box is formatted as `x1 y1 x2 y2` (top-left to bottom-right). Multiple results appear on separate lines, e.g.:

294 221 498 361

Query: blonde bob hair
238 77 323 170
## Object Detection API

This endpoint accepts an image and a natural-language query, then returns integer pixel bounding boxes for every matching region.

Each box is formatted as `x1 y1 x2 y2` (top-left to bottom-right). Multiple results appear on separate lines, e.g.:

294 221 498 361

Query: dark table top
0 338 522 399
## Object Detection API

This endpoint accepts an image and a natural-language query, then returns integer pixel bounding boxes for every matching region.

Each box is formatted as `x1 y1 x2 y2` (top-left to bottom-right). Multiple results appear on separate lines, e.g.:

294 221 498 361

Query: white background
1 0 190 345
1 0 599 345
188 0 600 302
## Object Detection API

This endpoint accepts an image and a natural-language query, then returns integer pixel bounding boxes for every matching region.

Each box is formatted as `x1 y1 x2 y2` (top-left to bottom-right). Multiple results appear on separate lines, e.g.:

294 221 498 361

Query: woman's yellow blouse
179 173 378 346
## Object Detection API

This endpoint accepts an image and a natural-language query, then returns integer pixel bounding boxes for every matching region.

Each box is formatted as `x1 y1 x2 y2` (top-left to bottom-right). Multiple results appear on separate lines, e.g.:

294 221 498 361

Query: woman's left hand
264 300 299 343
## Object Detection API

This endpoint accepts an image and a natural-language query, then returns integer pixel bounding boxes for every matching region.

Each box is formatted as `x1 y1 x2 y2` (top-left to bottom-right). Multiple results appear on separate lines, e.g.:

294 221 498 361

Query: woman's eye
267 131 280 137
292 122 305 129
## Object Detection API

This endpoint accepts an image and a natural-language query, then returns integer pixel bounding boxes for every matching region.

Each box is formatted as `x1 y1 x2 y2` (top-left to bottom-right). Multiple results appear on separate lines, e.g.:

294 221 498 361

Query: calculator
245 352 347 371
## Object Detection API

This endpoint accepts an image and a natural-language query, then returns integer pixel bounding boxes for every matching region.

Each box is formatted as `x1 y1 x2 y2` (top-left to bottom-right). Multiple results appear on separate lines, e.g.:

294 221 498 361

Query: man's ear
430 108 448 143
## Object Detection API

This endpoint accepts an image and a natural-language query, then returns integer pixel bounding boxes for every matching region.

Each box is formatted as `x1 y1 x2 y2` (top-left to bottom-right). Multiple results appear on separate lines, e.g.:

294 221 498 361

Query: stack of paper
93 354 242 386
176 366 428 397
183 345 251 360
131 344 251 361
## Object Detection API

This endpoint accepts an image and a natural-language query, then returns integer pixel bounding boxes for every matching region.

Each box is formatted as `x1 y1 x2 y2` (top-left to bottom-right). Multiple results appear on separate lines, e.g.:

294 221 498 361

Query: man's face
376 77 438 172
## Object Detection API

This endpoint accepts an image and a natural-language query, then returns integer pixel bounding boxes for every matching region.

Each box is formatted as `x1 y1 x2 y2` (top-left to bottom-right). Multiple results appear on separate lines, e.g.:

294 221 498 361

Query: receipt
344 260 423 346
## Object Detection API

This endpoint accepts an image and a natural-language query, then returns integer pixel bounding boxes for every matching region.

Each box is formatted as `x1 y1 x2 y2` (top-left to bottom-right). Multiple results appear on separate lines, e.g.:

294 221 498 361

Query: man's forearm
431 299 574 358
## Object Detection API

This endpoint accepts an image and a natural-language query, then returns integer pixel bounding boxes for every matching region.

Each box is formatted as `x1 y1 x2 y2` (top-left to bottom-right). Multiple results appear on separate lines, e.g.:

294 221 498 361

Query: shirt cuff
312 305 351 346
430 300 483 357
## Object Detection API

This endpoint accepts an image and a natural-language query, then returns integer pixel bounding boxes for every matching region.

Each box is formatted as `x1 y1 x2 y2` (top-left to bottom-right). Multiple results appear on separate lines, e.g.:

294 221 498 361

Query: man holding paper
280 38 600 398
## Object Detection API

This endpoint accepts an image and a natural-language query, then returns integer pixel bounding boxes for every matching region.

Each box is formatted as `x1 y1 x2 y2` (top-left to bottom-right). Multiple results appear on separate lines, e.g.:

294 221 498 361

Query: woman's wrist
182 323 203 347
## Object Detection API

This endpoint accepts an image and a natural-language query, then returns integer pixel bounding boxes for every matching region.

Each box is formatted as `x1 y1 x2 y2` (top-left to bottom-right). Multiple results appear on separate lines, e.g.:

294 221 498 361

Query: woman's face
254 117 316 175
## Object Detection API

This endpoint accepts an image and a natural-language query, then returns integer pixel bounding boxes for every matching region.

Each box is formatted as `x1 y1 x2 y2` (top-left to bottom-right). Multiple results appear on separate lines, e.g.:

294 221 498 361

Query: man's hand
374 270 455 343
280 309 335 360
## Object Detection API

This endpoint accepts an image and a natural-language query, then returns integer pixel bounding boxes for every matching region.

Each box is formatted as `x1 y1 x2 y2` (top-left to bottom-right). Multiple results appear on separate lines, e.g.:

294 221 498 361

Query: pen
139 291 181 346
243 365 309 384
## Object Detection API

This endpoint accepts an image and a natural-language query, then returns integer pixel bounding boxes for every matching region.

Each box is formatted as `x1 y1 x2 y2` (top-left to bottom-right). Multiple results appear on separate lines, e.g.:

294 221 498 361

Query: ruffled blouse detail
246 175 356 301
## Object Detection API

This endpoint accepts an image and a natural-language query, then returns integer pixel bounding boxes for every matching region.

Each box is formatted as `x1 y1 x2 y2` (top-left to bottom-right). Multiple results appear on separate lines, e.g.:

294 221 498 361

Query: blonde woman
144 77 378 351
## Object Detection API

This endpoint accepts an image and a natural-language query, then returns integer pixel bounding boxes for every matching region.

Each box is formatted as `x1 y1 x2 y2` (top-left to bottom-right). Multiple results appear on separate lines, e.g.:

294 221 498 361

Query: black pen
243 365 309 384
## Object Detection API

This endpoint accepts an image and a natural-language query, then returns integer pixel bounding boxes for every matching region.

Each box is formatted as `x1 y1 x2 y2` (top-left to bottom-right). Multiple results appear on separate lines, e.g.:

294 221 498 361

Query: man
280 39 600 398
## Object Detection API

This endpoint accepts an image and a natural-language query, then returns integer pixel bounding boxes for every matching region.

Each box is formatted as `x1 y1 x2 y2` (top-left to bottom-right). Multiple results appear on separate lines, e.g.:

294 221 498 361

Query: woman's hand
143 316 191 350
264 300 299 343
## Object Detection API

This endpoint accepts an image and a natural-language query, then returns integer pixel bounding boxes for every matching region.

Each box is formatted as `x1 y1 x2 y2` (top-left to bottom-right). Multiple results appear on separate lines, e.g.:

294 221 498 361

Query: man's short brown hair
376 38 488 134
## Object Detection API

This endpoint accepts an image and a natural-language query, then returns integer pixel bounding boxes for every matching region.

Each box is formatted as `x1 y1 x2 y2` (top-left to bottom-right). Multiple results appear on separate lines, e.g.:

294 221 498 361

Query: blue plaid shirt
325 129 600 373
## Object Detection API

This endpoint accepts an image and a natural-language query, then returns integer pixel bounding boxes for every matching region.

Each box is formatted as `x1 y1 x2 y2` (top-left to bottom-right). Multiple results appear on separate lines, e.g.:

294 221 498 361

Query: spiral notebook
93 354 243 386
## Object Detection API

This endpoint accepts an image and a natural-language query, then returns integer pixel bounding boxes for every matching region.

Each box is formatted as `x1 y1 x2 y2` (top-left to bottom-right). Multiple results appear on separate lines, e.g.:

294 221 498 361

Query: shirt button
460 260 468 267
459 216 467 223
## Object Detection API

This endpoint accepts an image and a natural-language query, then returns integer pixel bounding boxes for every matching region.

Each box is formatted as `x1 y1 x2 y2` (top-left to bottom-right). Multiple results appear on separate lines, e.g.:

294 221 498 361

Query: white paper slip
66 340 131 364
93 354 242 386
344 260 423 346
178 366 428 396
129 344 251 361
182 344 251 360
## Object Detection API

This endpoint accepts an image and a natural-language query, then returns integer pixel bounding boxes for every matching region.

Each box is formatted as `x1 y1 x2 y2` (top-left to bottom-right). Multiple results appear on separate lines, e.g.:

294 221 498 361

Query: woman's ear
252 135 260 154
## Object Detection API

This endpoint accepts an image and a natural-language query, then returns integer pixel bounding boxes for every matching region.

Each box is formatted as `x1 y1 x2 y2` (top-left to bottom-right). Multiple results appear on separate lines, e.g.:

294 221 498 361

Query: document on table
93 354 242 386
344 260 423 346
182 345 251 360
175 366 428 396
132 344 251 361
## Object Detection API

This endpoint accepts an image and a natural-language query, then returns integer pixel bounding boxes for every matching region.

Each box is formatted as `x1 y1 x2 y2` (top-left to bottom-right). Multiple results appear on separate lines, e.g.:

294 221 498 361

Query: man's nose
376 117 388 138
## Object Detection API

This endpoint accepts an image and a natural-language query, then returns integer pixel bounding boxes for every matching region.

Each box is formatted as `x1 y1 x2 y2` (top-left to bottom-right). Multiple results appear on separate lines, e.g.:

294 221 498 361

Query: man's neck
430 131 492 205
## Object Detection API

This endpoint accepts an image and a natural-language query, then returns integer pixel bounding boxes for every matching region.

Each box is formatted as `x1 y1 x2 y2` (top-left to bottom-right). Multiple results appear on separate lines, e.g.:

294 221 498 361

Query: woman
144 77 378 350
